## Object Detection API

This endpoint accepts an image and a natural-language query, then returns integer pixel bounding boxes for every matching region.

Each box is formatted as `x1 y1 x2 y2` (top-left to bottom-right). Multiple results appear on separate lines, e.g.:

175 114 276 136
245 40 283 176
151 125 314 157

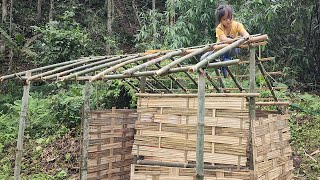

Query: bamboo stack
87 108 137 180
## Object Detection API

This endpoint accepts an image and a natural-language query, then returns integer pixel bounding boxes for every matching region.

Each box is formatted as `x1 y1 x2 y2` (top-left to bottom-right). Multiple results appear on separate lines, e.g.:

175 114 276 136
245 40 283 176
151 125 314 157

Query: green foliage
135 0 217 49
289 93 320 179
32 10 93 65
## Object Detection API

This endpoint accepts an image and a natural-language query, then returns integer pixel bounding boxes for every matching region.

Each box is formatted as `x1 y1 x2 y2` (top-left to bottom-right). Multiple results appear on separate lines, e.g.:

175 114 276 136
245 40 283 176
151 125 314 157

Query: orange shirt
216 21 246 42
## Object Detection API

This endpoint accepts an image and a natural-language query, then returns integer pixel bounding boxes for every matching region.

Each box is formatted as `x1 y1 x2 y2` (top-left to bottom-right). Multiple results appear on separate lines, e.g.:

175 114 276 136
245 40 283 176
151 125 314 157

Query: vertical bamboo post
248 46 256 179
14 72 31 180
196 69 206 180
81 81 91 180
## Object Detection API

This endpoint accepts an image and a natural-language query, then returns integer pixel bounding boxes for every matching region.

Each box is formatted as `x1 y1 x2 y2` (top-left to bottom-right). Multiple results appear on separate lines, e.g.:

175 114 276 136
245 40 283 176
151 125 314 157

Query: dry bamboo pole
58 60 240 82
89 53 160 82
190 38 248 73
14 72 31 180
41 56 127 80
239 57 275 64
60 55 139 81
26 56 123 82
0 56 110 82
123 50 183 75
80 81 91 180
156 45 211 76
248 46 256 177
137 160 245 169
196 69 206 180
136 93 259 97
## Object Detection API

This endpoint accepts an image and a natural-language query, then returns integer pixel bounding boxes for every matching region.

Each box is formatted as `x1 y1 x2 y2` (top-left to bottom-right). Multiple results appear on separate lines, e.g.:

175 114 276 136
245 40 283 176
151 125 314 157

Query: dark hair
215 5 233 24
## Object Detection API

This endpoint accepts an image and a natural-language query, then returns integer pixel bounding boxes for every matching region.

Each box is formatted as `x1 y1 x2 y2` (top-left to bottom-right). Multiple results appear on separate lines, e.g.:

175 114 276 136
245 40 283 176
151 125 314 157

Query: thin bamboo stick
123 50 183 75
14 72 31 180
239 57 275 64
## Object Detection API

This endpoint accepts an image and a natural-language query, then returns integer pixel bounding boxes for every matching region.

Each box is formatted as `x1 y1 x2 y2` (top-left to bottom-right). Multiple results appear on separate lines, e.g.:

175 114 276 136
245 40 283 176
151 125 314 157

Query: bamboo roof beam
59 55 139 81
123 50 183 75
122 79 139 92
156 45 211 76
190 37 249 73
169 57 198 87
89 53 160 82
41 56 131 80
0 56 113 82
26 56 124 82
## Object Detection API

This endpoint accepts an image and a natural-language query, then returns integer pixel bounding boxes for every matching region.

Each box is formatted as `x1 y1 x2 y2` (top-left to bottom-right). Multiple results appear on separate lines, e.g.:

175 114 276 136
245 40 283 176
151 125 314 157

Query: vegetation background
0 0 319 179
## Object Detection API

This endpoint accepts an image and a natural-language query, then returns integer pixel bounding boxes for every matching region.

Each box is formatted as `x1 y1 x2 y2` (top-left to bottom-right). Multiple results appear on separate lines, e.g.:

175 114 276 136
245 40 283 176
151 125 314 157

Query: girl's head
215 5 233 27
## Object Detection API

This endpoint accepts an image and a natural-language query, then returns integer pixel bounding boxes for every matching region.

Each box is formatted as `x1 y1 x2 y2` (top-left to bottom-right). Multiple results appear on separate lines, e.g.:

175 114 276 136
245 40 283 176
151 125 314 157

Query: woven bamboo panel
130 164 251 180
133 96 249 167
253 113 294 180
87 108 137 180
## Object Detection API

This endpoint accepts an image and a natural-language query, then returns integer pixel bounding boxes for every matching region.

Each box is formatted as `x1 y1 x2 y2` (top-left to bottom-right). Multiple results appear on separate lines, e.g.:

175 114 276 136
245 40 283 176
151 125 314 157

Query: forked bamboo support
14 72 31 180
81 82 91 180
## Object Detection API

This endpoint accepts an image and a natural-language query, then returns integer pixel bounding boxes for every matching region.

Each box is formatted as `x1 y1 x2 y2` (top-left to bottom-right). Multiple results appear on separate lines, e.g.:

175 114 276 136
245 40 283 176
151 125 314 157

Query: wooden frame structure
0 34 292 180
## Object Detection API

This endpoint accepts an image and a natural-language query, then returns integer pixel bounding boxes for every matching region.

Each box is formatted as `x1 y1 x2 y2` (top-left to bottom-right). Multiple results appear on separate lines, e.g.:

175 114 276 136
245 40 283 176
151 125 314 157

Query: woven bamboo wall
131 164 251 180
133 95 250 167
253 113 294 180
87 108 137 180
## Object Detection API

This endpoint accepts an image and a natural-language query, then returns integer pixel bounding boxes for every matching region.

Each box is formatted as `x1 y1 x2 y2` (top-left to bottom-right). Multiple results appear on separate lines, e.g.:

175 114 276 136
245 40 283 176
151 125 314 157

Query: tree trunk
1 0 7 23
49 0 54 21
37 0 42 21
9 0 13 35
169 0 175 25
152 0 156 47
106 0 113 34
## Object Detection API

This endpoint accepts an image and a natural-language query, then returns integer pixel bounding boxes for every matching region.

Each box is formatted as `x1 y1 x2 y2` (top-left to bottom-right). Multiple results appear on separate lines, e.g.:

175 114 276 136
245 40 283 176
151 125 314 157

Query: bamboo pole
14 72 31 180
226 67 244 92
156 45 211 76
248 46 256 178
42 56 127 80
170 57 198 87
80 81 91 180
123 50 183 75
27 56 122 82
60 55 138 81
196 69 205 180
239 57 275 64
136 93 259 97
90 53 160 82
0 56 110 81
190 38 248 73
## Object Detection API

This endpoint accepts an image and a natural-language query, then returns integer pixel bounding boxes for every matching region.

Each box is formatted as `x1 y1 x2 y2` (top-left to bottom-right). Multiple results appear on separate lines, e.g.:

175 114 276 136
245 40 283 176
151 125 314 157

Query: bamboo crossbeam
42 56 127 80
239 57 275 64
136 93 260 97
254 101 290 106
190 38 248 73
123 50 183 75
60 55 139 81
90 53 160 82
26 56 122 82
0 56 111 82
235 71 283 78
156 45 211 76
